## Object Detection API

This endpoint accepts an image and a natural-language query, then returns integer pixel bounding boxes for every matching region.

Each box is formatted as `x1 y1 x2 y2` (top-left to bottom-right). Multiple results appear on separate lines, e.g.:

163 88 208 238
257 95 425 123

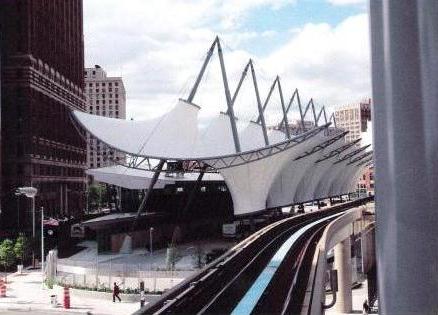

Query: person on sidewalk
113 282 121 302
363 299 370 314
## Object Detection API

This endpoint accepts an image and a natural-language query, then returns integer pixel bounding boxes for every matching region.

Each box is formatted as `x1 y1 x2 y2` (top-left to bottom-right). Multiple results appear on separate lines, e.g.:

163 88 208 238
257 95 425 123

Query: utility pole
41 206 44 286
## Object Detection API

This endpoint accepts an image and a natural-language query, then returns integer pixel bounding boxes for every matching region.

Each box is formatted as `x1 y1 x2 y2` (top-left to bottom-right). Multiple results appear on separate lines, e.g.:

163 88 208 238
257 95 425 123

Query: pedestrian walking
113 282 121 302
139 281 146 308
363 299 370 314
140 289 146 307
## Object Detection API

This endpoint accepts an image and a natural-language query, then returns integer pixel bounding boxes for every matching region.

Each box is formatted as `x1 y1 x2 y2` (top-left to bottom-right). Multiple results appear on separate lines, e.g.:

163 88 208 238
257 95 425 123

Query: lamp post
14 191 21 228
40 206 44 285
16 187 38 267
149 227 154 259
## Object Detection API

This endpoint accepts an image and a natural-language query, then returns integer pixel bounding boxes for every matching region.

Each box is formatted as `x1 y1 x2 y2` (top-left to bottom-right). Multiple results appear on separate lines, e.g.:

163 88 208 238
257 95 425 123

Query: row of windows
89 89 119 98
89 105 119 110
87 81 119 87
87 89 120 94
88 99 120 105
89 111 120 117
89 156 120 162
89 150 115 156
33 164 84 177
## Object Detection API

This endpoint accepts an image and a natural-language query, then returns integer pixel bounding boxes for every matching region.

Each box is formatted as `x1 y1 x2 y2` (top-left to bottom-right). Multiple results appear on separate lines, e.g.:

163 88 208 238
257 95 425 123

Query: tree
87 184 108 210
14 234 30 265
0 239 16 274
191 244 206 269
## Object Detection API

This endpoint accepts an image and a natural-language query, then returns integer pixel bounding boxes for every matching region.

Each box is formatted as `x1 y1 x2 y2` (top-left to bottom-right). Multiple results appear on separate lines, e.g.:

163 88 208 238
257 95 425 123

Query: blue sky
84 0 370 121
226 0 366 55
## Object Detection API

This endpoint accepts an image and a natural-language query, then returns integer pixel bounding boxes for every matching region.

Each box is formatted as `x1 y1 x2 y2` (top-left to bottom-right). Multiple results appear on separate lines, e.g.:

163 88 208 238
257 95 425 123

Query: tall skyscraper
334 99 372 144
0 0 86 229
84 65 126 169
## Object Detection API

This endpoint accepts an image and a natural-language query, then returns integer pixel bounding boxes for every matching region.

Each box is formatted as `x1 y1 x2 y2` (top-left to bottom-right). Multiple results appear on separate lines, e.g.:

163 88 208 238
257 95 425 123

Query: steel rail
134 197 373 315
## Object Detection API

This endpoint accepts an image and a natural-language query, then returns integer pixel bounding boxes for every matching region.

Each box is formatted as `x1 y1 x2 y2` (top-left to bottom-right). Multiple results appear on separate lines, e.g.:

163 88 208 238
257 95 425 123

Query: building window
115 82 119 86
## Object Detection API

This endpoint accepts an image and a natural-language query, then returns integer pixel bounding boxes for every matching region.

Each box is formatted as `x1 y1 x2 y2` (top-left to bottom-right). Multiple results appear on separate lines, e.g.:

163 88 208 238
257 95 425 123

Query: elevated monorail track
135 197 373 315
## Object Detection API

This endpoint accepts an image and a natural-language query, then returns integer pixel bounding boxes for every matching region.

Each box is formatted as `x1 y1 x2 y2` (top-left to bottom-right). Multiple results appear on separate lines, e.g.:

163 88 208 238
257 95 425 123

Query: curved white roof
74 99 200 159
86 165 223 190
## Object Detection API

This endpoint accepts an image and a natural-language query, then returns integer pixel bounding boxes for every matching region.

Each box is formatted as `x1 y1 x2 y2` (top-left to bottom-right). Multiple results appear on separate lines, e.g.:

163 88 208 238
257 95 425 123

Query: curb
53 285 161 303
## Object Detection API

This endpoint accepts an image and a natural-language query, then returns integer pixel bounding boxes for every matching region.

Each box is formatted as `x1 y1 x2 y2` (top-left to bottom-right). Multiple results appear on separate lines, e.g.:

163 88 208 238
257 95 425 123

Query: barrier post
0 279 5 297
63 286 70 309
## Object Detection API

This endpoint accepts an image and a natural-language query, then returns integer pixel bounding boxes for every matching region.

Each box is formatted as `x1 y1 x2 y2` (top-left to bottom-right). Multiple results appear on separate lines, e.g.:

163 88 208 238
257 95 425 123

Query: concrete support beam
334 237 352 313
370 1 438 314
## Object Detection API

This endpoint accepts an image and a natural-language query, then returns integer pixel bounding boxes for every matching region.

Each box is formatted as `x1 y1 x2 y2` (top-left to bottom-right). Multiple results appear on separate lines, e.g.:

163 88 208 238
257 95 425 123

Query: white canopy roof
86 165 223 190
73 99 296 162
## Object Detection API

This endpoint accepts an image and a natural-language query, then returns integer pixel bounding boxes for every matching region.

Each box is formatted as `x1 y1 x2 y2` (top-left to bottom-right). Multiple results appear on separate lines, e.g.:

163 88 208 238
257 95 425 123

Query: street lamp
14 191 21 228
149 227 154 259
40 206 45 286
16 187 37 267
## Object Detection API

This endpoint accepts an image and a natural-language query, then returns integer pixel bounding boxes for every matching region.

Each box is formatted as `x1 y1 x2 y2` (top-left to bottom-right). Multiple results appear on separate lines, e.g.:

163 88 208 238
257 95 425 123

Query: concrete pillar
334 237 352 313
60 184 63 215
370 1 438 314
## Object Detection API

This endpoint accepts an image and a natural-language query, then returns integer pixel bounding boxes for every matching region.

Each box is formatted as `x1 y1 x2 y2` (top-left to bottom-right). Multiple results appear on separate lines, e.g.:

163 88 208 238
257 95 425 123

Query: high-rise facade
84 65 126 169
0 0 87 229
334 99 372 144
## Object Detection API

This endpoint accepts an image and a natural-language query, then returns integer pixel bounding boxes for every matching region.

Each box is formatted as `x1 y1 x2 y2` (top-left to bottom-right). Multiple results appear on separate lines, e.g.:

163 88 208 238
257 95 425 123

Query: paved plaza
0 270 140 315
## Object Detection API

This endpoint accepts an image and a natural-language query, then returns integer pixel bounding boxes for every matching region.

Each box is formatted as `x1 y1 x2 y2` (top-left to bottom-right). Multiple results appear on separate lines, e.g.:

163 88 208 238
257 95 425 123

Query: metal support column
229 61 251 109
179 166 206 218
131 159 165 232
217 38 241 153
276 78 291 139
249 60 269 145
296 91 306 131
370 1 438 314
258 78 277 119
186 38 218 103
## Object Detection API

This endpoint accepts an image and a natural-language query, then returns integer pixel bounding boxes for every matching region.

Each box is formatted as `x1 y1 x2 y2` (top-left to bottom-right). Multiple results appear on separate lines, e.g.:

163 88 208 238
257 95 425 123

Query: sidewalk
326 280 378 314
0 270 140 315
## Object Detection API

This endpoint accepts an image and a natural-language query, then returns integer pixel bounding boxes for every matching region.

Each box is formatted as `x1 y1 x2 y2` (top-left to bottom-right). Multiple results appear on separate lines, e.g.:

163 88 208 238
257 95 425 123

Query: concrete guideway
136 197 373 315
304 203 376 314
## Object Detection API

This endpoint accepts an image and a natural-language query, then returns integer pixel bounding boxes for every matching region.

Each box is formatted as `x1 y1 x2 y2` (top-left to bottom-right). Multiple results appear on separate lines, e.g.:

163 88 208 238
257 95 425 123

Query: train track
135 197 373 315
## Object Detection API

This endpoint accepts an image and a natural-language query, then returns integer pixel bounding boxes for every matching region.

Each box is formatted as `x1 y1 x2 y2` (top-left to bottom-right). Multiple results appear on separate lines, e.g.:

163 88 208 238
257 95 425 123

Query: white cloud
84 1 370 126
327 0 366 6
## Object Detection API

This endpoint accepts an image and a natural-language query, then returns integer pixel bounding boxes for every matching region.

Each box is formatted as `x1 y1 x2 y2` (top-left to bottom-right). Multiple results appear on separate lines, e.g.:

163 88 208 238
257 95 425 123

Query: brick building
358 165 374 195
0 0 87 230
84 65 126 169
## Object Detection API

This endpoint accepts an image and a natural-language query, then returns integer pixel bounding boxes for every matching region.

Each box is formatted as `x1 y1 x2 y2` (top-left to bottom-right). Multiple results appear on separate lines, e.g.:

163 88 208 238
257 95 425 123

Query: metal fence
56 260 195 292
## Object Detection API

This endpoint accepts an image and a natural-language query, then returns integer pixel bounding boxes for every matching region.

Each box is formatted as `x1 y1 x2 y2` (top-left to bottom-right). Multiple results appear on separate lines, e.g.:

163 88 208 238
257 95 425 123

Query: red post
0 279 6 297
63 286 70 309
